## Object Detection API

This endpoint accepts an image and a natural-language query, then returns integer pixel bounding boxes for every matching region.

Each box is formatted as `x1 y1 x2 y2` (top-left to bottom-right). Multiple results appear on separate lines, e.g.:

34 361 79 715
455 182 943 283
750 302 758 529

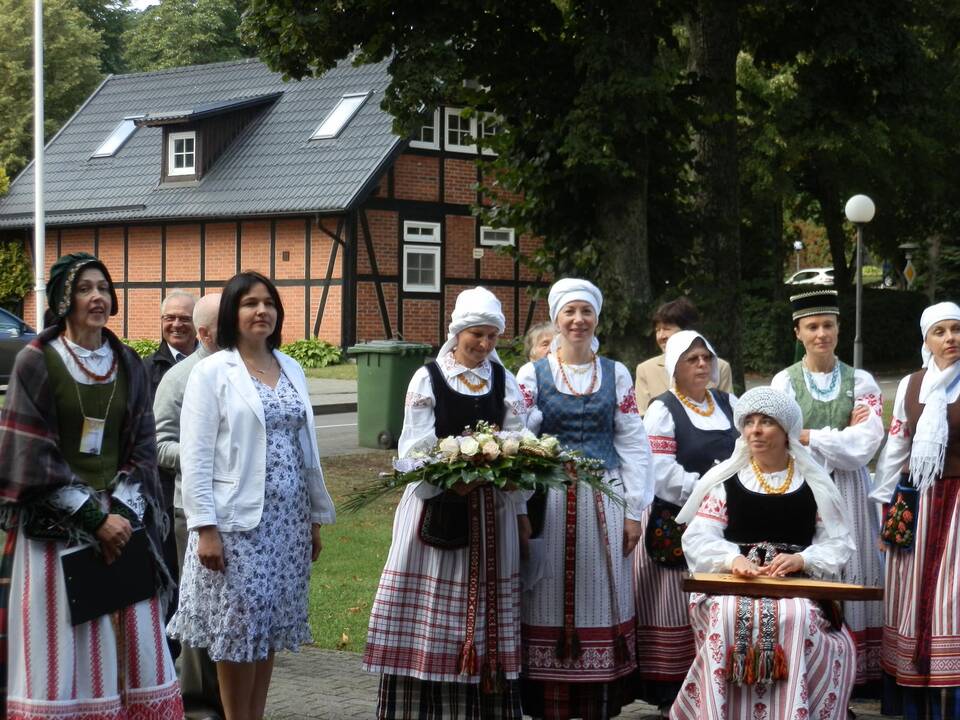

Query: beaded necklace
750 457 795 495
802 359 840 401
458 373 488 392
556 349 598 396
61 333 117 383
675 388 715 417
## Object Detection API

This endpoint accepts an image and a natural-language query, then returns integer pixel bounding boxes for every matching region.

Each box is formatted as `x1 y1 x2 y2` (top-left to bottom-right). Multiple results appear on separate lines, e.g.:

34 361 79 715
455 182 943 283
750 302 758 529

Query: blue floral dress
168 372 313 662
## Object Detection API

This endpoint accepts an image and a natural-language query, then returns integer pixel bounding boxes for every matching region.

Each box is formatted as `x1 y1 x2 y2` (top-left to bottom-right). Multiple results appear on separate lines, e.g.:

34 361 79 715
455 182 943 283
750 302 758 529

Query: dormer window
311 92 370 140
92 115 143 158
168 131 196 176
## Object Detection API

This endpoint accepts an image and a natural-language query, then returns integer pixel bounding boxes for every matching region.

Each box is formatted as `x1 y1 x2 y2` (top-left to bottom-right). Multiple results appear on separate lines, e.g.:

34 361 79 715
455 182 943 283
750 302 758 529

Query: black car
0 308 37 390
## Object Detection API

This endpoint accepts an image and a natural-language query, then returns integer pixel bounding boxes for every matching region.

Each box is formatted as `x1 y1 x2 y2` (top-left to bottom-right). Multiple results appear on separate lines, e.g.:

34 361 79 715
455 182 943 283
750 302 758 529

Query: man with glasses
145 290 199 397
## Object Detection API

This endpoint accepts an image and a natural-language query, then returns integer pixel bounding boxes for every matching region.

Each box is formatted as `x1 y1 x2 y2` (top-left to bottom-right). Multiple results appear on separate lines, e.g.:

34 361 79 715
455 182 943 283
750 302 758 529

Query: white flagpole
33 0 46 329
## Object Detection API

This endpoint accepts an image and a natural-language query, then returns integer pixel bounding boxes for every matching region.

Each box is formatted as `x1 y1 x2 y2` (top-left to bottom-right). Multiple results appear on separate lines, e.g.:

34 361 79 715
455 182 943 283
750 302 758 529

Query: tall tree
122 0 253 72
0 0 103 177
244 0 689 361
76 0 132 74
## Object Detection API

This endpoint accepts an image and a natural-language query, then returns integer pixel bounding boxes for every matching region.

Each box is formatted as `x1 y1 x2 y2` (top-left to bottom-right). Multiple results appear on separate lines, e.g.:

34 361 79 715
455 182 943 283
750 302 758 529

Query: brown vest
903 369 960 478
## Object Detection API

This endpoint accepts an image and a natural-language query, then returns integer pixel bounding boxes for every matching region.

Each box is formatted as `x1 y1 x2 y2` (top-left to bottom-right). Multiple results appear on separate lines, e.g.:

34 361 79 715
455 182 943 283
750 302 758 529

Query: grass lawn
305 363 358 380
308 450 396 651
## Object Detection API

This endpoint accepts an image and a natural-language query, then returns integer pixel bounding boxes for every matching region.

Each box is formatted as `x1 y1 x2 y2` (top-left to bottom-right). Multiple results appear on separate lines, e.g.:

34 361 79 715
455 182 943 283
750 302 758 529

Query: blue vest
534 356 619 470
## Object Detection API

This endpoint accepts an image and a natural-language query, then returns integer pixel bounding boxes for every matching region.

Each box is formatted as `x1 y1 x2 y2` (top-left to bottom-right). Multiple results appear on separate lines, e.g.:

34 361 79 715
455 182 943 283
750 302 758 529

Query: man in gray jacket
154 292 223 720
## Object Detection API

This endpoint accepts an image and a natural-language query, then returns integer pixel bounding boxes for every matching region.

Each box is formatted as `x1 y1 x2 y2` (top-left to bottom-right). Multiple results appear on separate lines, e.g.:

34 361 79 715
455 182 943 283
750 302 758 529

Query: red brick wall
394 155 440 202
443 159 476 204
205 222 237 280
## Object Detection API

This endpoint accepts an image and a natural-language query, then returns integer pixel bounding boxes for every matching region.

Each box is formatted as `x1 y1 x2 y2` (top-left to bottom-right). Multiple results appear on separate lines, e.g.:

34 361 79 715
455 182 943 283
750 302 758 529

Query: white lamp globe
844 194 875 224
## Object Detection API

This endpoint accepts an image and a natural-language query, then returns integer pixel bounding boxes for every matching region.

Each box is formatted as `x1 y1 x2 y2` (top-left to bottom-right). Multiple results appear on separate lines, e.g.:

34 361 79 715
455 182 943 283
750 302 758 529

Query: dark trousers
175 506 225 720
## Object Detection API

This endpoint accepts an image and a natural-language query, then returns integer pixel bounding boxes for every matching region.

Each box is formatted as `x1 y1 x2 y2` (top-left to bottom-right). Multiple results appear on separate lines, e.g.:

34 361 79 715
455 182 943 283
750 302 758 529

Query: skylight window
92 116 143 158
310 93 370 140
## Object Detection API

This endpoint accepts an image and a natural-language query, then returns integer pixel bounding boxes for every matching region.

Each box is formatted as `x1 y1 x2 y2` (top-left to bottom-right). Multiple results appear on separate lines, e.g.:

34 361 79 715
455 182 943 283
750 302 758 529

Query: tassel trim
457 642 478 676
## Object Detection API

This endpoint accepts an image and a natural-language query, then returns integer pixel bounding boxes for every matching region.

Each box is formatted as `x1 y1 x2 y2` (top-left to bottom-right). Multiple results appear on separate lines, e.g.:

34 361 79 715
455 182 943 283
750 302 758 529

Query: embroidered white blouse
681 467 852 580
515 354 653 521
770 366 884 475
871 363 960 503
644 390 738 505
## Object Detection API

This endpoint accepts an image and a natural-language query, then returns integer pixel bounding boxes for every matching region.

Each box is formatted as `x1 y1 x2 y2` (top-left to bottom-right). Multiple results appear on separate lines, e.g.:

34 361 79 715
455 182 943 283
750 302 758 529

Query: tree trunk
596 171 653 367
687 0 744 390
814 172 852 290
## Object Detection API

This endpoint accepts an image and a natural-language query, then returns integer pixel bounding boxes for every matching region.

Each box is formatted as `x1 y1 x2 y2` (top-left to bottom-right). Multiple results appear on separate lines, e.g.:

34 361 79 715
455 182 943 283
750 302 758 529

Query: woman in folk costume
0 253 183 718
671 387 857 720
516 278 653 720
872 301 960 719
770 290 885 689
362 287 529 720
634 331 738 714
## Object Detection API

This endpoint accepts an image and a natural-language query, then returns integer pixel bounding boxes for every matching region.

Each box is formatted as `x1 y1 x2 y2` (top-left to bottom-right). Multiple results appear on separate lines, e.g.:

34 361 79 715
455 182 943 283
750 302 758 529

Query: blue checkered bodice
534 355 619 470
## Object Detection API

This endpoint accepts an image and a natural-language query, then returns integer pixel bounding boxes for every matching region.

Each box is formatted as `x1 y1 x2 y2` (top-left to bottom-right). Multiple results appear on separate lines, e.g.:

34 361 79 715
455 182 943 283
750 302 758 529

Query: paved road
264 647 889 720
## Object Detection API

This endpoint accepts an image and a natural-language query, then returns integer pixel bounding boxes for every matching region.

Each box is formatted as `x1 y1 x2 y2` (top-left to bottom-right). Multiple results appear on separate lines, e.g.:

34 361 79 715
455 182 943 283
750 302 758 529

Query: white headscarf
547 278 602 353
911 301 960 491
676 387 851 547
436 287 507 365
664 330 720 388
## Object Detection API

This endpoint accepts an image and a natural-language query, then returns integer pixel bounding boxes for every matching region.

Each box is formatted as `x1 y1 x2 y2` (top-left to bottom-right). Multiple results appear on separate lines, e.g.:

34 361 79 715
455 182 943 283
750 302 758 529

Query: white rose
520 431 538 448
459 437 480 457
438 436 460 459
475 433 494 446
482 441 501 461
502 438 520 456
539 436 560 455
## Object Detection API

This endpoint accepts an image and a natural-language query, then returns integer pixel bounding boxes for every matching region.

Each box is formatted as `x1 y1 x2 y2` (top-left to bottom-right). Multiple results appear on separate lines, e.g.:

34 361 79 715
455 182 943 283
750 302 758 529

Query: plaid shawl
0 324 173 594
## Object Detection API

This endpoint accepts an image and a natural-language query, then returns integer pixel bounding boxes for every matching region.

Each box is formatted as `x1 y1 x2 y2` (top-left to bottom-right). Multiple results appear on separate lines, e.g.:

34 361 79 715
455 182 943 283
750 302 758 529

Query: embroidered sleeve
889 417 908 438
696 495 727 523
618 388 639 415
518 383 535 410
405 392 432 408
860 392 883 417
648 435 677 455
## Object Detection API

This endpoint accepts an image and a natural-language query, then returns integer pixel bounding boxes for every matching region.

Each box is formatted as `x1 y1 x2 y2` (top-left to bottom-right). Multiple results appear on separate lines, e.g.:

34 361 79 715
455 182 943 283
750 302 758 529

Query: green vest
44 345 128 491
786 360 854 430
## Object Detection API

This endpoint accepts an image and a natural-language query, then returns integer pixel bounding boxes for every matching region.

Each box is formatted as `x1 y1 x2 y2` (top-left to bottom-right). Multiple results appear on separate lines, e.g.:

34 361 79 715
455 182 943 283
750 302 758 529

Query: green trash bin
347 340 432 449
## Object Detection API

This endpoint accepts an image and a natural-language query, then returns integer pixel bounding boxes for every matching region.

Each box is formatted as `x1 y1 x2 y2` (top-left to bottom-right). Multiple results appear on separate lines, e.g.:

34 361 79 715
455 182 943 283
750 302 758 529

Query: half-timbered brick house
0 58 549 346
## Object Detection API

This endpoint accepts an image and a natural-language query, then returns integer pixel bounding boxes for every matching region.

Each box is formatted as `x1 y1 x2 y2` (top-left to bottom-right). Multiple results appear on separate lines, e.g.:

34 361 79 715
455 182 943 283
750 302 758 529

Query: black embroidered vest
425 360 506 436
722 475 817 548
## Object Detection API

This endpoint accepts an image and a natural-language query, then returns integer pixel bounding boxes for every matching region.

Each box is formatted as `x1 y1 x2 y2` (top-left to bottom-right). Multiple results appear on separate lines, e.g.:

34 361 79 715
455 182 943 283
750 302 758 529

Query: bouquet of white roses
343 421 619 512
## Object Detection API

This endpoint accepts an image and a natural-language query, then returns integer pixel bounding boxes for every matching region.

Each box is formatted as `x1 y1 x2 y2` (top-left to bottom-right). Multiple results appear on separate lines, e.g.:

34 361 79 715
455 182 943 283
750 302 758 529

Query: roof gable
0 57 402 228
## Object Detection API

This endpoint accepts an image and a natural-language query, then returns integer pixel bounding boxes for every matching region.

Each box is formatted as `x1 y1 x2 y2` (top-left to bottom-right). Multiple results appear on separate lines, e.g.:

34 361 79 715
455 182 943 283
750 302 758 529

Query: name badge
80 416 105 455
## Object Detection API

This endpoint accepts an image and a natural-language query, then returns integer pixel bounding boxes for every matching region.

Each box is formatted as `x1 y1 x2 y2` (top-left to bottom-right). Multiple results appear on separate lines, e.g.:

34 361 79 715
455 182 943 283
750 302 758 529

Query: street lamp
844 194 875 371
793 240 803 272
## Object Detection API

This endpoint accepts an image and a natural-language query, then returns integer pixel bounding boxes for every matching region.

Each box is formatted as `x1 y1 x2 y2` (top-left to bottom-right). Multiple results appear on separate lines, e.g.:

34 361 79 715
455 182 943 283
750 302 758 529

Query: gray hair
160 290 197 315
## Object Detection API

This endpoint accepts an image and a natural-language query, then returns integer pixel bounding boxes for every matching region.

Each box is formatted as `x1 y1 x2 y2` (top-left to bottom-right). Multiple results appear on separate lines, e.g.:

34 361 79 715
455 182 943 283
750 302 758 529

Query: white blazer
180 347 336 532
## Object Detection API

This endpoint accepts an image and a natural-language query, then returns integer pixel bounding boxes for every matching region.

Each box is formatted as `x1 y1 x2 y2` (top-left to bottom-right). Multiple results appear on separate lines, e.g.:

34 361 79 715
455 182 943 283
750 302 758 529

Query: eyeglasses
161 314 194 324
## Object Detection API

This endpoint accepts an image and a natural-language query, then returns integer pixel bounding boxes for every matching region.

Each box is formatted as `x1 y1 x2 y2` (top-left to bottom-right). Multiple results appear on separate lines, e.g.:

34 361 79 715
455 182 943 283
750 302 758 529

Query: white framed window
167 131 196 176
409 108 440 150
444 107 477 153
92 115 143 158
478 113 500 156
403 220 441 243
403 245 441 293
480 226 515 247
311 92 370 140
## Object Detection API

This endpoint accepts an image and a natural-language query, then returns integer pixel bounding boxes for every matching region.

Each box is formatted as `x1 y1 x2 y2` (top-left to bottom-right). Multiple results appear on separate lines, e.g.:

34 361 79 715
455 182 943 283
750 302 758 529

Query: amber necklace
557 348 598 396
750 456 795 495
458 373 488 392
675 388 715 417
61 333 117 383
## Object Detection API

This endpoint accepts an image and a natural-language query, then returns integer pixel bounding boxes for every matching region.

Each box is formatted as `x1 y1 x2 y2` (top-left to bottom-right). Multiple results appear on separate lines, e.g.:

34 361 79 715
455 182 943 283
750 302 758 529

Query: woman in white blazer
168 271 335 720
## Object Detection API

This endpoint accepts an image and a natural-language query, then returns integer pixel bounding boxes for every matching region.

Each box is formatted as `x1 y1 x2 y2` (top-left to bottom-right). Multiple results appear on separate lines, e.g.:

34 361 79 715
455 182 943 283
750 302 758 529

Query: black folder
60 528 156 626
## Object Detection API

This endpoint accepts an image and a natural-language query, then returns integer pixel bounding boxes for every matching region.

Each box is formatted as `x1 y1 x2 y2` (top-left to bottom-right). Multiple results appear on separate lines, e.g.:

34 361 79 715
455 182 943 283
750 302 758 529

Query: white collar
439 351 491 380
63 335 111 358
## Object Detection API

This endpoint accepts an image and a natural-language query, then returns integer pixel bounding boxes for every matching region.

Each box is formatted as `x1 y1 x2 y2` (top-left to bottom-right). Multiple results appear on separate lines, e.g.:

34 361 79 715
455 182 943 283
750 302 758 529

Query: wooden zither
682 572 883 601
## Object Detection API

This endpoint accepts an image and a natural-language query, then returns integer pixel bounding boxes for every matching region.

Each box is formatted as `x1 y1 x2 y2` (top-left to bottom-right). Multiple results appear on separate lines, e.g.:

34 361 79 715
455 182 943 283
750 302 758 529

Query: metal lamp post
844 194 875 371
793 240 803 272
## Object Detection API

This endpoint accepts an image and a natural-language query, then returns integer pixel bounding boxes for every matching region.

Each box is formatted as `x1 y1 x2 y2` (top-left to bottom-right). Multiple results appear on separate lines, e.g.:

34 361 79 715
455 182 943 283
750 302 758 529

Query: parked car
0 308 36 391
786 267 834 286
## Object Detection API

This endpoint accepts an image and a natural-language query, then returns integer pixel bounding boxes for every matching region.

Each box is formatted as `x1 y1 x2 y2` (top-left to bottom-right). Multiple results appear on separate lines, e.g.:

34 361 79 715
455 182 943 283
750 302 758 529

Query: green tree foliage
76 0 133 74
0 0 104 177
122 0 253 72
0 241 34 306
243 0 695 362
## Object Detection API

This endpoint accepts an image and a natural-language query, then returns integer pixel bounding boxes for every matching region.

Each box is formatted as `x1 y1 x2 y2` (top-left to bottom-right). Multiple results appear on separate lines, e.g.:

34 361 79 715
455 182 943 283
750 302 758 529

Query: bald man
154 293 224 720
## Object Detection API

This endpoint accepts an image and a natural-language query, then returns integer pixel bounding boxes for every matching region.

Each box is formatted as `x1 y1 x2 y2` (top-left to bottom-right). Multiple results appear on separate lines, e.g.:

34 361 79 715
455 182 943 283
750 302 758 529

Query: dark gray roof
137 92 284 125
0 57 403 228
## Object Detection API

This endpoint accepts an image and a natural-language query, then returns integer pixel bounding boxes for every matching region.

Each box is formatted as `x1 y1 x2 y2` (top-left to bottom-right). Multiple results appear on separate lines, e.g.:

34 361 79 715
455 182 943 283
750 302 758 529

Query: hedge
742 288 929 373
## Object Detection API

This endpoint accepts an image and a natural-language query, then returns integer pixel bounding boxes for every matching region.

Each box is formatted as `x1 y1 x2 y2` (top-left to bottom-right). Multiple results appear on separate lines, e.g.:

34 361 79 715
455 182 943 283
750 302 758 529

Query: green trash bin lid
347 340 432 357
